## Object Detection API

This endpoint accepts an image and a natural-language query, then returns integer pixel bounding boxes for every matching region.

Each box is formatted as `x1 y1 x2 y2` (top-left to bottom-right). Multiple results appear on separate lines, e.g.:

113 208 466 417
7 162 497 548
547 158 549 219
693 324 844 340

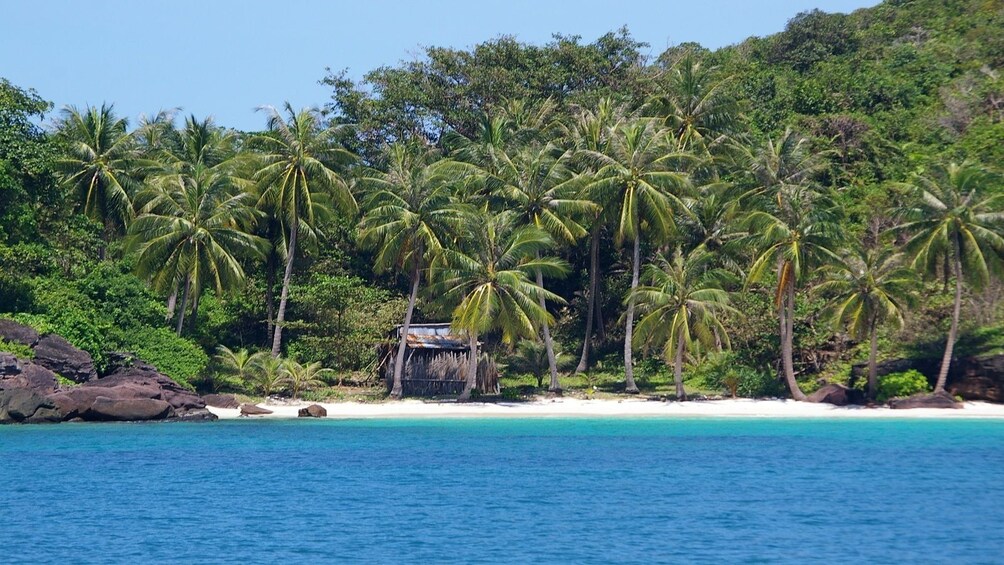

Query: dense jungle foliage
1 0 1002 400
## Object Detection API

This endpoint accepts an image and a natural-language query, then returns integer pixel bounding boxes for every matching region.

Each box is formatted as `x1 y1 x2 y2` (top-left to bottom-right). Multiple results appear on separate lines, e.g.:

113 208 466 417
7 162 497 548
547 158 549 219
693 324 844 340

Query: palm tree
282 359 334 400
432 212 568 401
897 162 1004 393
129 135 266 335
580 117 692 393
358 143 467 399
816 245 917 399
54 104 143 259
647 53 743 157
508 339 572 388
214 346 267 391
253 103 357 357
569 99 623 374
252 355 287 398
633 248 737 400
487 142 595 392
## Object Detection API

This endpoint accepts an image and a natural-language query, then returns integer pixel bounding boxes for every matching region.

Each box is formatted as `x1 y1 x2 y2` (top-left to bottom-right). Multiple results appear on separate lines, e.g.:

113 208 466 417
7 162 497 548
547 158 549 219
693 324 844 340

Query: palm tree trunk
535 261 560 392
265 251 276 344
271 225 298 358
576 225 601 373
673 331 687 400
595 283 606 341
867 316 879 401
166 285 178 323
391 264 421 399
175 274 191 336
782 275 807 401
936 242 964 393
459 331 478 402
624 234 641 394
189 289 201 334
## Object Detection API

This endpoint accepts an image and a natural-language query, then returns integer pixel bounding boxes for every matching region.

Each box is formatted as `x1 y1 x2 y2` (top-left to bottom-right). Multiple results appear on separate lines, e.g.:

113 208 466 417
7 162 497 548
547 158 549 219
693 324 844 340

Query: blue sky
2 0 879 131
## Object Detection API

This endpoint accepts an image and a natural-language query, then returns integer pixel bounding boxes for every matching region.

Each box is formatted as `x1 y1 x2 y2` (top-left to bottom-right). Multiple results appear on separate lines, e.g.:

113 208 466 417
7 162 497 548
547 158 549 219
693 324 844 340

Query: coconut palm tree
647 53 743 157
489 142 595 392
580 117 692 393
569 98 623 374
815 245 917 399
213 346 267 392
431 211 568 401
129 162 266 335
252 103 357 357
252 355 287 398
358 143 468 399
54 104 143 259
742 129 840 401
897 162 1004 392
633 247 737 399
282 359 334 400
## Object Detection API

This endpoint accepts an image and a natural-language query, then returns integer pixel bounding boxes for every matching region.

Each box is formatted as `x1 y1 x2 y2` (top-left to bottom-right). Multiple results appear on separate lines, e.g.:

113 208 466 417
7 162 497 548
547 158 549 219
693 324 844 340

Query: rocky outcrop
851 355 1004 403
239 403 273 416
298 404 327 418
808 383 864 406
0 319 39 347
0 388 62 423
202 393 240 409
889 391 963 409
33 334 96 383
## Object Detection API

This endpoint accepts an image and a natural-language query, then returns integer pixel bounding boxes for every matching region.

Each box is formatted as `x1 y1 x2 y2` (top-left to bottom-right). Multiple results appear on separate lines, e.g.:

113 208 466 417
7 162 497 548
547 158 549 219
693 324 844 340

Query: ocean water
2 418 1003 564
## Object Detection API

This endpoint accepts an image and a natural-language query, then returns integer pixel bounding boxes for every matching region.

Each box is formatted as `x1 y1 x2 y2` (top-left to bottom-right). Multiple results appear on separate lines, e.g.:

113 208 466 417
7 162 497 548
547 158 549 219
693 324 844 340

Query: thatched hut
378 323 499 396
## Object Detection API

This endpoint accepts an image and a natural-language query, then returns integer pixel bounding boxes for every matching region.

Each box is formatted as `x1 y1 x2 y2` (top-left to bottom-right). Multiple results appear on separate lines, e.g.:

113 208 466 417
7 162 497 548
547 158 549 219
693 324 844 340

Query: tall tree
358 143 467 399
253 103 357 357
54 104 142 258
432 212 567 401
129 146 265 335
816 244 916 399
580 117 692 393
898 162 1004 393
633 248 737 399
743 129 840 401
487 142 595 391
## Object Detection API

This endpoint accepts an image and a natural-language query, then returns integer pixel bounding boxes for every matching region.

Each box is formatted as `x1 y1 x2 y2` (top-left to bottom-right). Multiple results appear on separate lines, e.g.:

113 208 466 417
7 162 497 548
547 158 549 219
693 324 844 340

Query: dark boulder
84 396 174 421
0 319 39 347
93 367 207 414
33 334 96 383
298 404 327 418
808 383 864 406
202 393 239 409
0 388 62 423
239 403 273 416
1 353 21 376
889 391 963 409
1 363 60 395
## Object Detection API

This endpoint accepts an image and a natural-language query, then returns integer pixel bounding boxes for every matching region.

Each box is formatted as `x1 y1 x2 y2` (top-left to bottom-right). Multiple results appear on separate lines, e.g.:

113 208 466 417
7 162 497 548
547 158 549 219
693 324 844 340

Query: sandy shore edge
207 398 1004 420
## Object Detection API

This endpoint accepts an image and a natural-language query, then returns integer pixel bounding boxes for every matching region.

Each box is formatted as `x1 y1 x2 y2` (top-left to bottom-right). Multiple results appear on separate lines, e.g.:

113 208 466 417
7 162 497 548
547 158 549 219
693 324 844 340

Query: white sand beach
207 397 1004 420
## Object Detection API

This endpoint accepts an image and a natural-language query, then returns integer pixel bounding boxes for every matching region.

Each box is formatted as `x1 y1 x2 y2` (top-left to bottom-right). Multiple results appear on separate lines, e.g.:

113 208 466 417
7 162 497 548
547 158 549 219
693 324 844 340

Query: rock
0 319 39 347
202 393 239 409
298 404 327 418
239 403 273 416
172 408 217 421
104 351 160 374
808 383 864 406
84 396 174 421
889 391 963 409
91 367 208 415
851 356 1004 403
0 363 60 395
0 353 21 376
0 388 62 423
33 334 96 383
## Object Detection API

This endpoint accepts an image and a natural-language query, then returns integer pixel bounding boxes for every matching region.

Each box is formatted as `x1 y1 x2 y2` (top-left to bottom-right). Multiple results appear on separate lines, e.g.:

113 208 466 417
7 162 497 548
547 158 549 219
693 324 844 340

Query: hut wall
379 345 499 396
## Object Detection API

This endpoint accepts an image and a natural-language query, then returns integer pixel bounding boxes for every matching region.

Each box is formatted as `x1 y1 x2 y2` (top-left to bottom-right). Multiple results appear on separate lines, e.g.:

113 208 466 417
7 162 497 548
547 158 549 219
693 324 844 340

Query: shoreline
207 398 1004 420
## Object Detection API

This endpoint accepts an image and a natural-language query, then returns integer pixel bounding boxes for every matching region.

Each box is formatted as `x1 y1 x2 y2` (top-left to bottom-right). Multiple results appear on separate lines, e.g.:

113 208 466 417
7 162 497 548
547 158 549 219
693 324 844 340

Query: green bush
118 326 207 389
876 369 930 403
0 338 34 359
691 352 785 398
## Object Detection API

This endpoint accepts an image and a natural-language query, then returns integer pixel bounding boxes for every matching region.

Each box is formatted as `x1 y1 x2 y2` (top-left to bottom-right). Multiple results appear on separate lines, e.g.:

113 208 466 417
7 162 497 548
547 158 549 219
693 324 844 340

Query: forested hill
1 0 1001 401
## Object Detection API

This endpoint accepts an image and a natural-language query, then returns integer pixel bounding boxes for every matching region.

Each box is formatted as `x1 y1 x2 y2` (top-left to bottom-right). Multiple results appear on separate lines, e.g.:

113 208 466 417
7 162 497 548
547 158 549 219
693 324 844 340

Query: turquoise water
3 418 1003 564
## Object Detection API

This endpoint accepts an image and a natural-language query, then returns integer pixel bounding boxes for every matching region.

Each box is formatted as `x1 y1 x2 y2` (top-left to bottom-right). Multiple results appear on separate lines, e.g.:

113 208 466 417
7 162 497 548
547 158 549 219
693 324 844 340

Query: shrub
118 326 208 389
876 369 930 403
691 352 785 398
0 338 34 359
